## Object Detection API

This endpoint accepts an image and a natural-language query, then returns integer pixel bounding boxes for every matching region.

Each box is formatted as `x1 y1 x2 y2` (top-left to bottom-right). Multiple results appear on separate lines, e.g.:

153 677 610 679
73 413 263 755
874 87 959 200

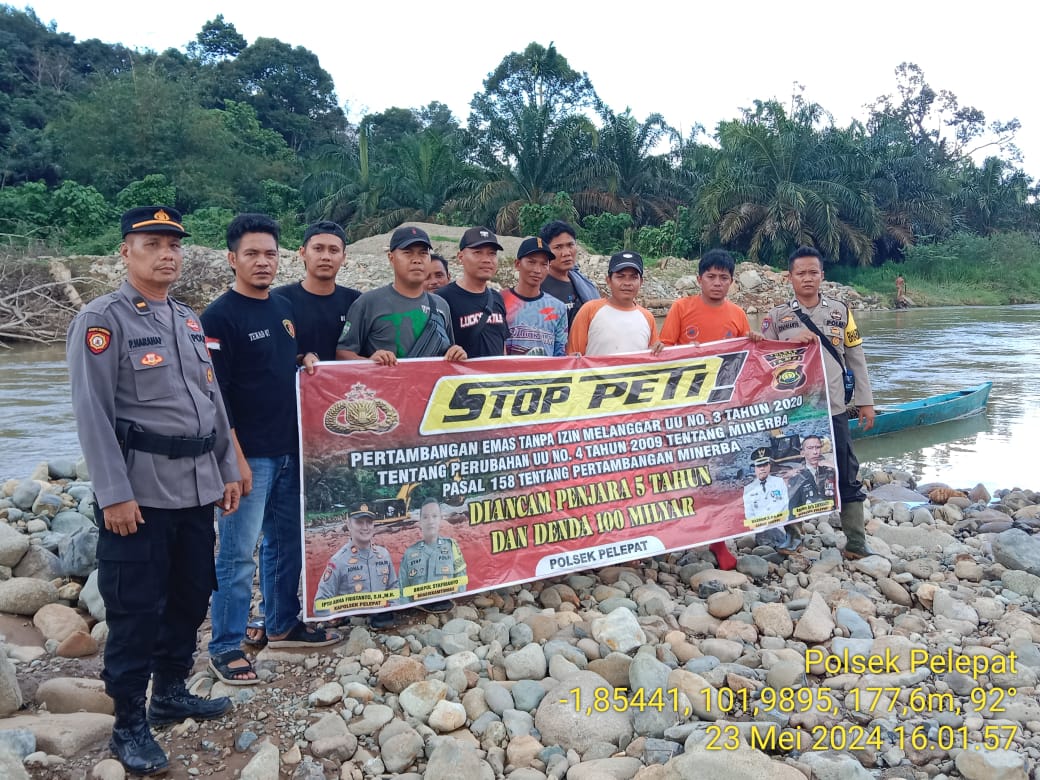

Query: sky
20 0 1039 176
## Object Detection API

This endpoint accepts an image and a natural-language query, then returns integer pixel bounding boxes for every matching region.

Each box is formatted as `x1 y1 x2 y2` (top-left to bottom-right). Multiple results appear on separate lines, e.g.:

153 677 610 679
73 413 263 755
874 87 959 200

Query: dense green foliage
0 6 1036 271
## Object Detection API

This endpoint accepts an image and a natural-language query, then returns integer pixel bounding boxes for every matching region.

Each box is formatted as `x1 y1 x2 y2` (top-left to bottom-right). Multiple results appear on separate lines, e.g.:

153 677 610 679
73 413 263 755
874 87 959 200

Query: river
2 304 1038 489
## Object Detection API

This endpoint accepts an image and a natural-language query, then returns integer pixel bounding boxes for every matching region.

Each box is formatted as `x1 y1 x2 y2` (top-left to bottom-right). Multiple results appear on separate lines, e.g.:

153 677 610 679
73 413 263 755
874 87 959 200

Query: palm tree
574 108 691 226
300 122 388 235
696 101 882 266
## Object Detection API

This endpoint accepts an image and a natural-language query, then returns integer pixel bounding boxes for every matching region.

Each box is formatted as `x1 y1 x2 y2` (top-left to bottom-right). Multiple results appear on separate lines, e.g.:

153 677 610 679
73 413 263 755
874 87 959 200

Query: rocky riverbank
8 223 888 346
2 458 1039 779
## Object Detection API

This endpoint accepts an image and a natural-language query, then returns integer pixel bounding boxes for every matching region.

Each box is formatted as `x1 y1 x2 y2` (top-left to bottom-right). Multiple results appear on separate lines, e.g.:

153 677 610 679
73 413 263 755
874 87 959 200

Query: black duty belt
117 419 217 459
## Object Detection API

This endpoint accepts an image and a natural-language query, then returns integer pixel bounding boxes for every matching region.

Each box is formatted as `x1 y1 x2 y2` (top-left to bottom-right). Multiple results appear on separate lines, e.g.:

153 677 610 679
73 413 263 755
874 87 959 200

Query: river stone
504 641 547 680
0 712 114 757
307 681 343 707
57 630 98 657
59 525 98 577
931 588 979 626
11 480 41 511
566 757 643 779
511 680 547 712
303 712 347 742
31 490 63 518
0 577 58 614
955 748 1028 780
877 577 912 606
0 523 30 567
424 739 494 780
33 603 89 642
872 523 955 550
49 510 89 534
483 682 513 715
46 460 78 480
377 654 424 693
667 744 805 779
12 544 63 580
849 554 891 579
0 650 24 716
991 528 1040 576
240 739 279 780
751 603 793 638
535 671 632 752
381 730 423 773
629 652 678 737
800 751 874 780
793 592 834 643
79 570 105 621
428 700 466 732
400 679 449 723
592 607 646 653
835 607 872 639
0 748 29 780
35 677 113 714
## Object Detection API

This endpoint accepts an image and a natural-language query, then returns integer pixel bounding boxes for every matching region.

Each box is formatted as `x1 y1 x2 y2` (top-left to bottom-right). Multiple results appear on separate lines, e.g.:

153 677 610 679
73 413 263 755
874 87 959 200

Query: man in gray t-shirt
335 226 465 364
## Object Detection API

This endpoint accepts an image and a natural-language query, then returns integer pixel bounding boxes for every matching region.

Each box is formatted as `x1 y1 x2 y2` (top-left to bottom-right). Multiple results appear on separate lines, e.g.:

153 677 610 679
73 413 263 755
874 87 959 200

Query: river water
2 304 1037 489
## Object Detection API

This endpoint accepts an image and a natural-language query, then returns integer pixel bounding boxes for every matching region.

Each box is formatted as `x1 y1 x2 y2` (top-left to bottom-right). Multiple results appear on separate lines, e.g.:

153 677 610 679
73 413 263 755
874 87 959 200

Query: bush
579 212 632 254
184 207 236 248
116 174 177 212
518 192 578 237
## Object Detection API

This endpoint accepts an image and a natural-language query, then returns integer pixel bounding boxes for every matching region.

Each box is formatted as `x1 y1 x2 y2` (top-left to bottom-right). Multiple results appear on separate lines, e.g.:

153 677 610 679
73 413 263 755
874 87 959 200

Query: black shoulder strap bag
405 294 453 358
792 305 856 404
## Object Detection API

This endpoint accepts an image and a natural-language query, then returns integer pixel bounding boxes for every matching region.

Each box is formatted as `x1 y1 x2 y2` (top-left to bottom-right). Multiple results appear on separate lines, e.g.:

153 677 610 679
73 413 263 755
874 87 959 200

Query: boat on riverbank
850 382 992 439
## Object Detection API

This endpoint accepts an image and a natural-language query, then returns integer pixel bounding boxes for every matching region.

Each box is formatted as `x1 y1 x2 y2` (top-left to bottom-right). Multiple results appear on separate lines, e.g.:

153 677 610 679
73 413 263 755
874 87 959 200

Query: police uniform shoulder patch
86 327 112 355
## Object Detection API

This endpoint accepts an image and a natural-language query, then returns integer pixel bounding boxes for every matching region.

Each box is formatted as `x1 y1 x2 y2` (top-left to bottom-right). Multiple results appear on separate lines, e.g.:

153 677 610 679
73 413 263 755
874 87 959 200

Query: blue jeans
209 454 302 656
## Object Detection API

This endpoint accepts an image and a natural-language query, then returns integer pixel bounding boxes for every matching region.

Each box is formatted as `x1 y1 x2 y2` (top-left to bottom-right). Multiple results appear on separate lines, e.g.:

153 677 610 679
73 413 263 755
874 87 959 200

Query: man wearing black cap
273 221 360 361
336 225 466 363
67 206 241 775
502 236 568 356
566 250 662 356
436 226 510 358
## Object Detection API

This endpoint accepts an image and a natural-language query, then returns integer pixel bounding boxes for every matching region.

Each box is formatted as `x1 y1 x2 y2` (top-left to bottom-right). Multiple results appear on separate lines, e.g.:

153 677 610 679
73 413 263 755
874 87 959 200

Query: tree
301 123 389 236
186 15 246 64
696 101 882 266
226 38 346 153
116 174 177 211
952 157 1037 236
466 43 601 232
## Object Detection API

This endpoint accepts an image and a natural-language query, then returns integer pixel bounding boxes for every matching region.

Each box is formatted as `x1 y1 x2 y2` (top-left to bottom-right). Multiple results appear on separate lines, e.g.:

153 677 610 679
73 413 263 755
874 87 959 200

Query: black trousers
97 504 217 699
832 412 866 505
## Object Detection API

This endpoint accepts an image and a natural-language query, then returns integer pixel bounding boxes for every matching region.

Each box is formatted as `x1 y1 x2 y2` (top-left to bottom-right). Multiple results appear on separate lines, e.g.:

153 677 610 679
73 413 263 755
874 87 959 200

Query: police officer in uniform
313 502 398 628
399 498 467 613
67 206 241 775
787 435 837 513
762 245 876 559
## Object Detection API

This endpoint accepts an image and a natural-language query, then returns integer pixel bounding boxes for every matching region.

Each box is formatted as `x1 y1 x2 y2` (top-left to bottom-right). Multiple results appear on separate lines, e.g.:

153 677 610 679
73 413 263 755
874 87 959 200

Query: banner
299 339 837 619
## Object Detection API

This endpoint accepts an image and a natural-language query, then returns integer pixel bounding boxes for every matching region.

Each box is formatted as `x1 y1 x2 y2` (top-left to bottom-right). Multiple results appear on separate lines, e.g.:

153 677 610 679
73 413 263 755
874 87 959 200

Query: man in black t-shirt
273 221 360 361
437 227 509 358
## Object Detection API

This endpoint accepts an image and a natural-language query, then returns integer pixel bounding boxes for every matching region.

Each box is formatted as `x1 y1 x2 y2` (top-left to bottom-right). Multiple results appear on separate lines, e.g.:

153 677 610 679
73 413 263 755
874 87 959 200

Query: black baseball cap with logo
389 226 433 250
516 236 555 261
121 206 190 238
459 226 504 251
608 250 644 275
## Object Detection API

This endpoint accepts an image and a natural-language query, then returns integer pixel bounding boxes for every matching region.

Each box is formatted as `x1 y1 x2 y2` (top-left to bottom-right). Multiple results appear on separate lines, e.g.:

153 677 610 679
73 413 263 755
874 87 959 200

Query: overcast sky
22 0 1039 176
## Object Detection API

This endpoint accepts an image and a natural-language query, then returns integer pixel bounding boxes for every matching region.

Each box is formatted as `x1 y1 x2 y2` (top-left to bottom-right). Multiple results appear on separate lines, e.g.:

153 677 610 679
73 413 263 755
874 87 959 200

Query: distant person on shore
894 274 913 308
660 249 762 346
398 497 468 613
335 226 466 364
425 253 451 292
502 236 568 355
538 220 600 326
566 250 662 357
67 206 241 775
762 246 877 560
437 227 510 358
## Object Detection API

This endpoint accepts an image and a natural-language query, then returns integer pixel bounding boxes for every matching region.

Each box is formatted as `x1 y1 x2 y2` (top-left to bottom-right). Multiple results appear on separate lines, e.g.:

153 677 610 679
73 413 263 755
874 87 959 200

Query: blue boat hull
849 382 992 439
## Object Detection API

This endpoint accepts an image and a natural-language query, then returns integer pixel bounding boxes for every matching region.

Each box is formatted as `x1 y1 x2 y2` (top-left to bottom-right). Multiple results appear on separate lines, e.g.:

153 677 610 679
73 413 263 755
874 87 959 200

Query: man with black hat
67 206 241 775
313 501 399 628
566 250 662 356
742 447 790 528
335 225 466 363
501 237 568 356
436 226 510 358
273 220 360 361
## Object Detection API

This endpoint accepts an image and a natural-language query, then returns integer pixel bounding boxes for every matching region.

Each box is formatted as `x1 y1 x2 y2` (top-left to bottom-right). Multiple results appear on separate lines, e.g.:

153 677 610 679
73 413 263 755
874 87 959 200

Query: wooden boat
850 382 992 439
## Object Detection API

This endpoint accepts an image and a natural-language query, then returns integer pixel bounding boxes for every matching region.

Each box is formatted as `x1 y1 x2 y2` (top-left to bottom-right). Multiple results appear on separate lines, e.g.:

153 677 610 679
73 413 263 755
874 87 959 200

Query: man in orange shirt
661 249 760 345
659 249 761 569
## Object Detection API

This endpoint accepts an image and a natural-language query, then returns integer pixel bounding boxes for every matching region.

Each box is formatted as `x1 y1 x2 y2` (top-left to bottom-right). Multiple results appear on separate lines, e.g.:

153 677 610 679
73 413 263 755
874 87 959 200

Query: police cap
121 206 190 238
349 501 377 521
750 447 772 466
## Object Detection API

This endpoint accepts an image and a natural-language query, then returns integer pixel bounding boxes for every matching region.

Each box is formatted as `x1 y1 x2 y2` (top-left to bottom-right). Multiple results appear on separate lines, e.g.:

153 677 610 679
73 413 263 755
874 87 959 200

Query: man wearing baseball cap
566 250 662 356
67 206 241 774
436 226 510 358
501 236 568 356
335 225 465 364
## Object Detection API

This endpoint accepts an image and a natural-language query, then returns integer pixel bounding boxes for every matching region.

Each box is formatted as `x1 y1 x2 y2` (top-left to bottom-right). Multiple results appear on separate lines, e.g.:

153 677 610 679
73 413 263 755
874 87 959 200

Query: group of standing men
67 205 877 775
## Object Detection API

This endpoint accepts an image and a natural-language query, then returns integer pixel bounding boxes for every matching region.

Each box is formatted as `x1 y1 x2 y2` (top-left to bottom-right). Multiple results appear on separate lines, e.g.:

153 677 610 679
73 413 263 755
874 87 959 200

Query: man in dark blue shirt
203 214 340 685
273 221 360 361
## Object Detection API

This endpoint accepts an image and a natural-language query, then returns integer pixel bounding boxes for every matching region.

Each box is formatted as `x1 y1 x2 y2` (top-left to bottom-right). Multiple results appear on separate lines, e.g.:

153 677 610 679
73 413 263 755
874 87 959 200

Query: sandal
209 649 260 686
267 622 342 649
243 618 267 648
